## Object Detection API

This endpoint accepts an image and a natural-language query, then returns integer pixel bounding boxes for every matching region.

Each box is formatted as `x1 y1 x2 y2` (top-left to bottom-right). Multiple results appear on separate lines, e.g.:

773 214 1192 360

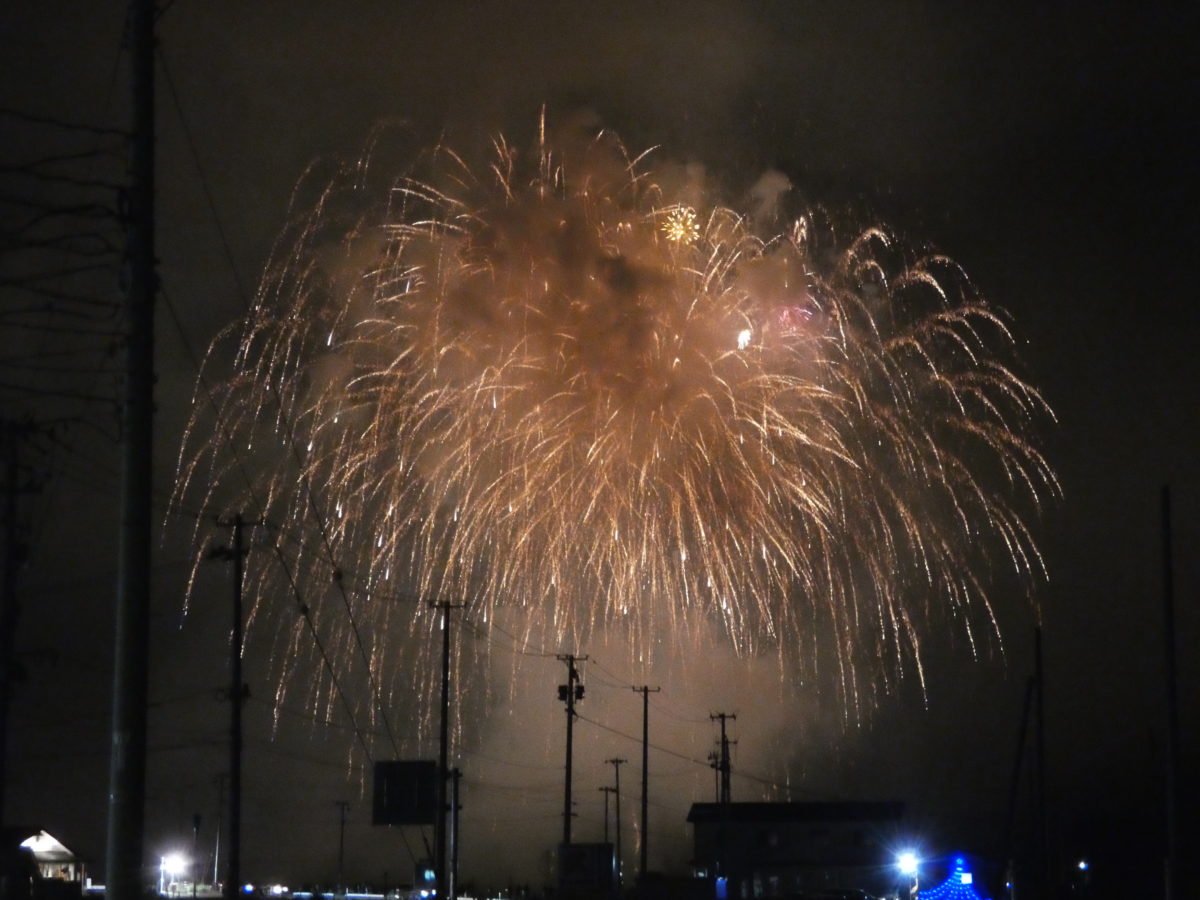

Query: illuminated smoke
176 118 1056 742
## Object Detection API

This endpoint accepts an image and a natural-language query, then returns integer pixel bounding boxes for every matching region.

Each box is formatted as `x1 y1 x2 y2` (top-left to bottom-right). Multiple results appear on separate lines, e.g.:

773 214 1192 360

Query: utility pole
0 420 39 824
432 601 462 900
212 774 226 887
335 802 350 890
710 713 735 888
557 654 586 846
106 2 156 898
191 814 201 900
450 767 461 900
1161 486 1178 900
598 787 615 843
606 758 626 888
210 515 253 900
1033 630 1047 900
710 713 735 804
631 685 659 879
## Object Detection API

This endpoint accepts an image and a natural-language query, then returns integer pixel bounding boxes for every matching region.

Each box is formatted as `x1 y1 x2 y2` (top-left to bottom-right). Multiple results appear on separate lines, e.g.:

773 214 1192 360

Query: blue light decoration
917 857 990 900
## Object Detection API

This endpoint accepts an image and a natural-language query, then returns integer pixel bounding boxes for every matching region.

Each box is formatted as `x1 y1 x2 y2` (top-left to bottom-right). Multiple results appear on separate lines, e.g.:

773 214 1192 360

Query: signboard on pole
372 761 438 825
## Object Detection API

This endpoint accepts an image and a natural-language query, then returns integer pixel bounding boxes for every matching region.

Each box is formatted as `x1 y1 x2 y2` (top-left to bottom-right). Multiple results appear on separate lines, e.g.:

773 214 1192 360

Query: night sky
1 3 1195 898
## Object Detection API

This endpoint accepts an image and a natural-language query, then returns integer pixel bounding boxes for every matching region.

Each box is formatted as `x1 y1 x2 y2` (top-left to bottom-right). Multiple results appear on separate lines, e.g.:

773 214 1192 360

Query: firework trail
177 118 1055 737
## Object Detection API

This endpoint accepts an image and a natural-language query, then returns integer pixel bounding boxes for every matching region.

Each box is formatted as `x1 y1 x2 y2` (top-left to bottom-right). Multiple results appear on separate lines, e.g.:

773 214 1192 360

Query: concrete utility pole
557 654 586 845
336 802 350 889
432 600 463 900
606 758 626 887
105 2 156 897
212 774 226 887
210 515 252 900
598 786 615 843
0 420 39 824
1033 630 1047 900
710 713 735 804
191 814 201 900
449 767 461 900
631 685 659 879
1161 486 1179 900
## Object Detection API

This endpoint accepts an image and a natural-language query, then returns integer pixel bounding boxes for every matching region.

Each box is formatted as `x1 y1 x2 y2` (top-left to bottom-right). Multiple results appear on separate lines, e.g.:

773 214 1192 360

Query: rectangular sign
372 760 438 825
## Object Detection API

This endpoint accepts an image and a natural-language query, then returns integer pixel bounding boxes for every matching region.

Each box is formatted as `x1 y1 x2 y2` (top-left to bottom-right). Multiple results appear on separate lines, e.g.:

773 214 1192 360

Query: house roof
1 828 80 863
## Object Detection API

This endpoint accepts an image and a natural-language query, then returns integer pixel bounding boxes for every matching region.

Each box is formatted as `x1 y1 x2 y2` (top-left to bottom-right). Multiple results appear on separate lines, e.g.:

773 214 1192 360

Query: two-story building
688 801 906 899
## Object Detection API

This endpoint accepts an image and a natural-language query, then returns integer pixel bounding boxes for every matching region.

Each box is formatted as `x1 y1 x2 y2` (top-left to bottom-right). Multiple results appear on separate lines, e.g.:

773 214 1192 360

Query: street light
896 851 920 899
161 854 187 897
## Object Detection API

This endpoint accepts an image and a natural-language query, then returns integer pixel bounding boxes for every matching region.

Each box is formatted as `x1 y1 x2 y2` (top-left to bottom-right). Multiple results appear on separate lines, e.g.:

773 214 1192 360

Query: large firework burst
177 119 1055 726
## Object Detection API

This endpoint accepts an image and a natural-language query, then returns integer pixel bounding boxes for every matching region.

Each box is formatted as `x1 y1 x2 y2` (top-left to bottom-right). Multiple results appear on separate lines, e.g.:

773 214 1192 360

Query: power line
575 711 822 799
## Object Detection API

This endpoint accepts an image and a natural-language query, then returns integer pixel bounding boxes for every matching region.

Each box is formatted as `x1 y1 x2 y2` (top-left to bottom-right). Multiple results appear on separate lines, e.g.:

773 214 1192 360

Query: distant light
242 884 255 894
269 885 287 896
161 854 187 879
897 851 919 876
1078 860 1089 871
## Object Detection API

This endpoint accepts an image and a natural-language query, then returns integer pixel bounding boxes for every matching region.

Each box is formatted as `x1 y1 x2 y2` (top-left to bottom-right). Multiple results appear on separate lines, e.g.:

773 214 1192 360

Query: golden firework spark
177 121 1056 734
661 205 700 243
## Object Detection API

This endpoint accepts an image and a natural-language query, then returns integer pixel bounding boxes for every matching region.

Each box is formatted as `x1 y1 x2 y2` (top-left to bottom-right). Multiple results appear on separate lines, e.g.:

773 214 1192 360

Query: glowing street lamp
160 854 187 897
897 851 920 898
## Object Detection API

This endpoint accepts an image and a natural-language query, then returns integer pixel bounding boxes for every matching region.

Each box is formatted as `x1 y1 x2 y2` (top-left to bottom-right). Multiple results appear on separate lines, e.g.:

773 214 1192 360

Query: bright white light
737 328 752 350
21 832 70 856
1077 860 1089 871
161 854 187 879
897 851 919 876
